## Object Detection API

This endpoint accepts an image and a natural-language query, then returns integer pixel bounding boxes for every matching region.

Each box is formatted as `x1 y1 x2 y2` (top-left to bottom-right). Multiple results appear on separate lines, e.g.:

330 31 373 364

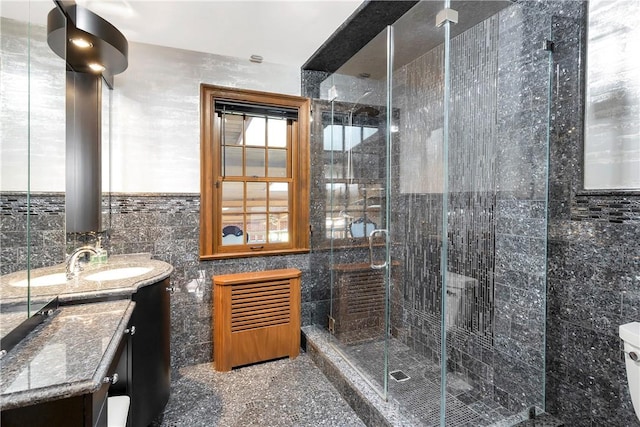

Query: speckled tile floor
152 351 366 427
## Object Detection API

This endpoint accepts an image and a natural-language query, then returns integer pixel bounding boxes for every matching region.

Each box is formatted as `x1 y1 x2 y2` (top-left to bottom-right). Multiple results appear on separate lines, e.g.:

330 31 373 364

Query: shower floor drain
390 370 410 382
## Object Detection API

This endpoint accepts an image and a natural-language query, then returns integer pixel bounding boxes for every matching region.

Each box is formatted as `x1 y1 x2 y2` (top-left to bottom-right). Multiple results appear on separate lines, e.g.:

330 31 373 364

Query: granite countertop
0 253 173 304
0 299 135 410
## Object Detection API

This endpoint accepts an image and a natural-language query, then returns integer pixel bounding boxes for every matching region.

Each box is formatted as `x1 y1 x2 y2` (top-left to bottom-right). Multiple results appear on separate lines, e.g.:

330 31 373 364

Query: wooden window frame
200 84 310 259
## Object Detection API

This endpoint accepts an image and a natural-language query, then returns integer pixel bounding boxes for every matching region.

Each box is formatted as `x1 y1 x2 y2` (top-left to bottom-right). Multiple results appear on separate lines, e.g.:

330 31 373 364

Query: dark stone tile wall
545 1 640 425
3 1 637 423
103 193 316 370
490 2 556 413
0 192 65 275
0 192 318 371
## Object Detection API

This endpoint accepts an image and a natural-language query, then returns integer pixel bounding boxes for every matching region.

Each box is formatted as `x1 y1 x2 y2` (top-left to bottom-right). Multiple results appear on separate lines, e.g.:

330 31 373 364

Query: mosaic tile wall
571 194 640 224
3 2 637 423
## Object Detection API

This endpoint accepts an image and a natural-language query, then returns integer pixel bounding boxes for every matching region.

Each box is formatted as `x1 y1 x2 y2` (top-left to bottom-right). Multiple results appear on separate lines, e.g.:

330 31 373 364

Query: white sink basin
85 267 153 282
11 273 68 287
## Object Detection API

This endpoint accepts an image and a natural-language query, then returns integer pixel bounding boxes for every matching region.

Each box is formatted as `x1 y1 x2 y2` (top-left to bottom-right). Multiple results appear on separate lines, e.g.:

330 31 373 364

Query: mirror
584 0 640 190
0 1 67 338
0 1 124 349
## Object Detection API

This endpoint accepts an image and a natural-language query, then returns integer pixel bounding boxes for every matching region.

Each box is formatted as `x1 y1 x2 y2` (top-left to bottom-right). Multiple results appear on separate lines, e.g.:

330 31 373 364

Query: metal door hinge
436 8 459 27
328 316 335 334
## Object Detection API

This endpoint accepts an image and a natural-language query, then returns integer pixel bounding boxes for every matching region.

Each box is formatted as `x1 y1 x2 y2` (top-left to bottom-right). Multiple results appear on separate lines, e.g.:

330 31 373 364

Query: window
200 85 310 259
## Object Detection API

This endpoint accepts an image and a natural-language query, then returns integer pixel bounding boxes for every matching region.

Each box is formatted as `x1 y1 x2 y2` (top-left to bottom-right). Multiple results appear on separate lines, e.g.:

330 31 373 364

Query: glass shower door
391 0 554 424
317 0 553 423
437 1 554 424
320 25 393 399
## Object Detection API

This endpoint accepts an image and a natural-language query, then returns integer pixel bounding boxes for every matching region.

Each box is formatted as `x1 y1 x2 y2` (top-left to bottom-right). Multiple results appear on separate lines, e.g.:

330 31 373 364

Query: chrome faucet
66 246 98 279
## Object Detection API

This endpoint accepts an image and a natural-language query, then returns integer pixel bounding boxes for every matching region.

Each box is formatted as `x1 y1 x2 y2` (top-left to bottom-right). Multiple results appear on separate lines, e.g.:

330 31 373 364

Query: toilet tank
620 322 640 421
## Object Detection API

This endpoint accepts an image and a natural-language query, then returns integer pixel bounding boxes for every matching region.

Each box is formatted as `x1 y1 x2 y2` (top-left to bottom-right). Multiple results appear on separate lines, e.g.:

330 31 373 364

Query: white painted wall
110 42 300 193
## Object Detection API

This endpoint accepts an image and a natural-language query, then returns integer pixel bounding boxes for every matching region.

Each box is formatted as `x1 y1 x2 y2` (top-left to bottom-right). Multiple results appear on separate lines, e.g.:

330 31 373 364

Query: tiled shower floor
152 352 365 427
338 338 515 426
303 325 550 427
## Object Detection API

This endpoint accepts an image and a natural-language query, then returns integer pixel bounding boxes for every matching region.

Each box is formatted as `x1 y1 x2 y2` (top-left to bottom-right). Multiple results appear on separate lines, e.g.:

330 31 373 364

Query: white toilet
445 272 477 332
619 322 640 420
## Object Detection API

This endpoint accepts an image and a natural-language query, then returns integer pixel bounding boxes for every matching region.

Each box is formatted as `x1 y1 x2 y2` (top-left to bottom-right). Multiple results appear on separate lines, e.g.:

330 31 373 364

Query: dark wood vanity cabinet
128 277 171 427
111 277 172 427
0 278 171 427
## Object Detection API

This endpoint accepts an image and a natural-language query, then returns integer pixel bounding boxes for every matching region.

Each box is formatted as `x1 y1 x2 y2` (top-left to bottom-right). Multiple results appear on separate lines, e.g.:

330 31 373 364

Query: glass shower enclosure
315 1 553 425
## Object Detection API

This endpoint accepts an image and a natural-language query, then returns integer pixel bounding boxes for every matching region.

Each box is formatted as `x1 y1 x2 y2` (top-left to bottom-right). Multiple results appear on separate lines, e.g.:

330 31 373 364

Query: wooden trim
293 117 311 251
200 248 309 261
200 86 215 257
213 268 302 286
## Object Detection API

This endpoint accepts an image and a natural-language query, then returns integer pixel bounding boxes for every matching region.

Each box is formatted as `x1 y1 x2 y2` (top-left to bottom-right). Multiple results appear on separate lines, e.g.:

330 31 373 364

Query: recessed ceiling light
70 37 93 49
88 63 105 72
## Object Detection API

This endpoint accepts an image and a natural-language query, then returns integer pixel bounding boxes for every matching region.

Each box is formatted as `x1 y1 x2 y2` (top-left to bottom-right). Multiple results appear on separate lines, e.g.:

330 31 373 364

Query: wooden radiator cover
213 268 301 372
331 263 385 343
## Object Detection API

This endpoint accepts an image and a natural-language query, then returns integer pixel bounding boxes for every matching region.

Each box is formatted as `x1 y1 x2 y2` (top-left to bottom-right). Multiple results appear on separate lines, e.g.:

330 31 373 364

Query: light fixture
88 62 106 72
48 5 129 79
69 37 93 48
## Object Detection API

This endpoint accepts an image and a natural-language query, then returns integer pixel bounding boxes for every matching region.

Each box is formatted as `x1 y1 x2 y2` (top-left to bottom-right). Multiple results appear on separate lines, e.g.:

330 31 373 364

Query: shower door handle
369 229 388 270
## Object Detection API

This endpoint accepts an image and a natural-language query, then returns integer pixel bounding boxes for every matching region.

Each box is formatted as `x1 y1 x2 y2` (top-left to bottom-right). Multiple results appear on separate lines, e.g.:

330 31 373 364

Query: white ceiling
0 0 363 67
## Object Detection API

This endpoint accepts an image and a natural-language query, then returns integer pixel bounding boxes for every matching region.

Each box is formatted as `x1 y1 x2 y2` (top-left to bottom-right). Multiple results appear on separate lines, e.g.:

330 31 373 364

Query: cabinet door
130 278 171 427
0 335 126 427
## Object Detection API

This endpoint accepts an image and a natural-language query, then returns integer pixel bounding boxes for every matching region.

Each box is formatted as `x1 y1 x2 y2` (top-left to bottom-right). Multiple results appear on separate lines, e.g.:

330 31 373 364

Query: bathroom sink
11 273 68 287
85 267 153 282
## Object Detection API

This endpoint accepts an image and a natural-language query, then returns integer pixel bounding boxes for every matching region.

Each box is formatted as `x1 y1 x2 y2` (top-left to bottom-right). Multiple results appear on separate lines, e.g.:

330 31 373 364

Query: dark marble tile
544 375 591 427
